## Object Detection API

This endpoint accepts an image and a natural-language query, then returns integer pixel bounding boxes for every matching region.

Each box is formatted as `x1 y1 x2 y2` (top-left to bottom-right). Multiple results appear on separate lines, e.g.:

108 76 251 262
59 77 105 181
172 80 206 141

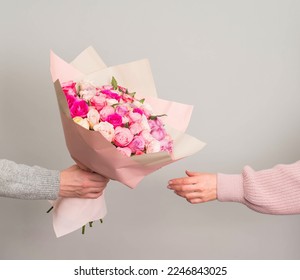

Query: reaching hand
59 165 109 199
168 171 217 204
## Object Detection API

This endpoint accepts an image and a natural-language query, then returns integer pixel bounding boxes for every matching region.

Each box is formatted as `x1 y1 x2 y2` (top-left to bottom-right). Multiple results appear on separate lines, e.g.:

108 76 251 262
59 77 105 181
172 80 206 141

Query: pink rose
128 136 145 153
118 85 127 93
135 150 144 155
130 122 143 135
106 113 123 128
61 81 77 96
99 105 115 121
160 137 173 153
121 93 134 103
128 111 142 123
66 94 77 109
116 147 132 157
93 121 115 142
91 95 107 111
140 130 155 144
70 100 89 118
100 85 113 91
151 127 166 141
148 118 164 130
113 127 133 147
133 107 144 115
115 105 129 117
101 89 121 101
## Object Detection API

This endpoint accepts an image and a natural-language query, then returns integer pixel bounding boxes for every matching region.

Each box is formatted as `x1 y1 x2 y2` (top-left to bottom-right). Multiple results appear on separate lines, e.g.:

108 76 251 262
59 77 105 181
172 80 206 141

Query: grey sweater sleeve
0 159 60 200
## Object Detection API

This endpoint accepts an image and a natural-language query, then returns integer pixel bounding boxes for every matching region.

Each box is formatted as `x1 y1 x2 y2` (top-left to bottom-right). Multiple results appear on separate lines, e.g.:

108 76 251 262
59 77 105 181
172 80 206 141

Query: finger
169 184 199 192
174 191 187 198
187 198 204 204
185 192 203 200
84 180 108 189
88 173 109 182
168 176 199 186
185 170 202 177
174 190 203 199
82 186 105 195
82 192 103 199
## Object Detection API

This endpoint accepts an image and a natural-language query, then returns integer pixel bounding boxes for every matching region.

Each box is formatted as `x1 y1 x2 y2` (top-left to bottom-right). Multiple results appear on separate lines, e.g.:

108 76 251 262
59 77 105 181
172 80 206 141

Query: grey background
0 0 299 259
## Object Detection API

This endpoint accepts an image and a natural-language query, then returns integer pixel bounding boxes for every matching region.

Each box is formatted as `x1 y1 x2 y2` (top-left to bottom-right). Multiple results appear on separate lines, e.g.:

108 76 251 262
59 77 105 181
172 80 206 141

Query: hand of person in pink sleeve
168 171 217 204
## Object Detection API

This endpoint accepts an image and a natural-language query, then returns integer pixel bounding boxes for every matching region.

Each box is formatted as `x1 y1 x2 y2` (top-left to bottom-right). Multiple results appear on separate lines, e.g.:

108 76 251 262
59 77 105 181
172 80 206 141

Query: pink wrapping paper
50 47 206 237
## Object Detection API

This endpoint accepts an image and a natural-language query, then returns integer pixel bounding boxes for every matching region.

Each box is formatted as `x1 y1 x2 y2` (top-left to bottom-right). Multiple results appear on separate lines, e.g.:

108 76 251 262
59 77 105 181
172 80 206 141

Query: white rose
93 121 115 142
140 130 155 144
87 108 100 128
79 80 96 90
146 139 161 153
79 89 97 102
140 115 151 131
122 116 130 124
133 100 142 108
141 103 153 115
106 98 119 106
73 117 90 130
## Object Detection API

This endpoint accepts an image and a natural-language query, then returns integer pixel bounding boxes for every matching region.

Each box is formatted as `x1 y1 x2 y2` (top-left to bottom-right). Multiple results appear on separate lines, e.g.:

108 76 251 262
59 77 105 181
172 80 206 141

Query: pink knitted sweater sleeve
217 161 300 214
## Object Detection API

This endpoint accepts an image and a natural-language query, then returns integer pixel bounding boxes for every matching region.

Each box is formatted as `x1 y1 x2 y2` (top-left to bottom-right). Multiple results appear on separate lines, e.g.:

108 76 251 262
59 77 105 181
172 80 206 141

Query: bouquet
61 77 173 157
50 47 205 237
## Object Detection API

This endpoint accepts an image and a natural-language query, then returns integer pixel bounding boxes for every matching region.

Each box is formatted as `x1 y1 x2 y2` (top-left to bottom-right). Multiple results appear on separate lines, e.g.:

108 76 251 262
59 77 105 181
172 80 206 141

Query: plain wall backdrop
0 0 299 259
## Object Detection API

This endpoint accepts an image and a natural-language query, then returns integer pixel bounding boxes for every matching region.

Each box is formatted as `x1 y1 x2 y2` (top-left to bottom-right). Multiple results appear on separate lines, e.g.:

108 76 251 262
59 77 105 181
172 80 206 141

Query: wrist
217 173 244 203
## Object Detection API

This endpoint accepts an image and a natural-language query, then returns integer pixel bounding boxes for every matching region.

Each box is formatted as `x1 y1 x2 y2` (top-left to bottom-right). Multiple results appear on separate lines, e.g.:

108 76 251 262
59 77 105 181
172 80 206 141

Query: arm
0 159 60 200
168 161 300 214
0 159 109 200
218 161 300 214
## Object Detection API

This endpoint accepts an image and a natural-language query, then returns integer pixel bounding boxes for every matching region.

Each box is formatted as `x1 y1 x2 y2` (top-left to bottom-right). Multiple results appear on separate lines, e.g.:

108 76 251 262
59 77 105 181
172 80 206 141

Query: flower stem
100 219 103 223
46 206 53 213
89 221 93 227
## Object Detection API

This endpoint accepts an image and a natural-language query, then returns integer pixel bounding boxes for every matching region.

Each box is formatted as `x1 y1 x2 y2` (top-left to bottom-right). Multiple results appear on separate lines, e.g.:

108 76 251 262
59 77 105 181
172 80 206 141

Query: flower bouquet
50 47 205 237
61 77 173 157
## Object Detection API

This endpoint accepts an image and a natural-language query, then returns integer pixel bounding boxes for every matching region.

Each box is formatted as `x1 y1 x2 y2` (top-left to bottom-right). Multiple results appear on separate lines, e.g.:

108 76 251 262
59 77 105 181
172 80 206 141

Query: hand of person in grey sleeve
0 159 109 200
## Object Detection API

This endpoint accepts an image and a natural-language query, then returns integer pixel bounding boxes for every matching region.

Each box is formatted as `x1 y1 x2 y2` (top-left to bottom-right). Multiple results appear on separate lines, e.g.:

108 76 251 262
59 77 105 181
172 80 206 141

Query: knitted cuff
217 173 244 203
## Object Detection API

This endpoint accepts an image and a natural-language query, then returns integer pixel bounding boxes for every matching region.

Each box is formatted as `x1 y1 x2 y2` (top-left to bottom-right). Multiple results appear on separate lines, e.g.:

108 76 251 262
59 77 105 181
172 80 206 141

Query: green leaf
128 92 136 97
111 76 118 90
139 98 145 104
112 103 121 108
149 114 167 120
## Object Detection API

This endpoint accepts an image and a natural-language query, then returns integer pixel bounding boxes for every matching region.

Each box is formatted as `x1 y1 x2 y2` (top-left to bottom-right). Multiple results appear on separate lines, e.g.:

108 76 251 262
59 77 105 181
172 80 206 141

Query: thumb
185 170 202 177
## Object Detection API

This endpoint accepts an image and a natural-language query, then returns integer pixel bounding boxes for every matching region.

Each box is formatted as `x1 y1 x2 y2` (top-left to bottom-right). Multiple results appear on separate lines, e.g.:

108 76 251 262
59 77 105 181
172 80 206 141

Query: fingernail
168 180 173 184
167 185 172 189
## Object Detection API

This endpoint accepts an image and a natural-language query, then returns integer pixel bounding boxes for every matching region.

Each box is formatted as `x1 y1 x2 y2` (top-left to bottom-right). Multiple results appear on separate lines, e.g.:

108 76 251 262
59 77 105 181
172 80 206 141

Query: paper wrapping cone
50 47 206 237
